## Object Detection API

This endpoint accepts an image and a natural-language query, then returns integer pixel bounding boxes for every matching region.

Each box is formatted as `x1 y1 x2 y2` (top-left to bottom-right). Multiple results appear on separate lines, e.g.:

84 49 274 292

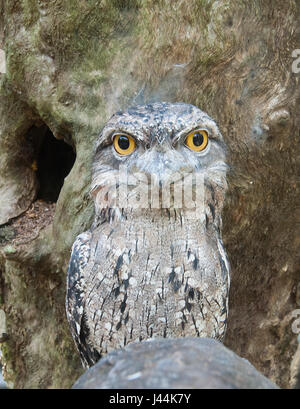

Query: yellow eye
185 130 208 152
113 134 136 155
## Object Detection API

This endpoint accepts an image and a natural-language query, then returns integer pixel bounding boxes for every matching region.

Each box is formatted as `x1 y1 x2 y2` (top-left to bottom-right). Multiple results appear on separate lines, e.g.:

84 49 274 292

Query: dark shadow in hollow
27 125 76 203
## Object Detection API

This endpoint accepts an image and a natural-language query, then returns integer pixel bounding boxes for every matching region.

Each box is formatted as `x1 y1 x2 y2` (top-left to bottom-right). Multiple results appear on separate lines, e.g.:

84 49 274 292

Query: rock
73 338 278 389
0 367 8 389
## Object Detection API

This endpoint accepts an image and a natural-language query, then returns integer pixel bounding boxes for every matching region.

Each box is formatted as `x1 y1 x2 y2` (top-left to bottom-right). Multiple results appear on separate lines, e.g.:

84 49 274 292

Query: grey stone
0 364 8 389
0 372 8 389
73 338 278 389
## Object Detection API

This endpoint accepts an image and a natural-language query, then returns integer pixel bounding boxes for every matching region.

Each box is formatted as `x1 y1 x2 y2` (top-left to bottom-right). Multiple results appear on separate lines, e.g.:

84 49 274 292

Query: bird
66 102 230 368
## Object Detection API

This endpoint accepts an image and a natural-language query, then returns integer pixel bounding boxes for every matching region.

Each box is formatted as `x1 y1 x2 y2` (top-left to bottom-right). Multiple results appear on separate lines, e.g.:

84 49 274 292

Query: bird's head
92 102 228 221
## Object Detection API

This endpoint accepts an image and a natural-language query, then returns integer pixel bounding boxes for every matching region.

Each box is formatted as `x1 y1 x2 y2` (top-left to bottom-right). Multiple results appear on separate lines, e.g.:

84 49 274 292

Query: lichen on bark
0 0 299 388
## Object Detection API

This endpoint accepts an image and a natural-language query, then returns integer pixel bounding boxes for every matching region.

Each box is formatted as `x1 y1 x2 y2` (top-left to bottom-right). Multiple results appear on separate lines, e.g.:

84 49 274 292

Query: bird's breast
84 212 229 355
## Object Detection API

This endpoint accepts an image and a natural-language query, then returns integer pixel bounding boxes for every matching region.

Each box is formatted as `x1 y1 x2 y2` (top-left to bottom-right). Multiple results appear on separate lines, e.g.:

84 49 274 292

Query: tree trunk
0 0 299 388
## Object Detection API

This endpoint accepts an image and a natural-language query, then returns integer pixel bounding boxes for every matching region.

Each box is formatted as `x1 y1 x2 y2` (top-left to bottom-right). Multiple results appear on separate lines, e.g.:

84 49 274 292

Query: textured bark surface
0 0 299 388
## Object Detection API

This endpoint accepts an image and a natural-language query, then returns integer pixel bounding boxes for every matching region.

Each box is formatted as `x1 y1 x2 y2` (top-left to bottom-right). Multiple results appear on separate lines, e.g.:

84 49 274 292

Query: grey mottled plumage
66 102 230 368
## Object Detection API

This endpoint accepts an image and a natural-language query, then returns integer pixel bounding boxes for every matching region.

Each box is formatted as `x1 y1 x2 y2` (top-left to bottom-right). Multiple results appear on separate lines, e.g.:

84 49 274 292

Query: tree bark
0 0 299 388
